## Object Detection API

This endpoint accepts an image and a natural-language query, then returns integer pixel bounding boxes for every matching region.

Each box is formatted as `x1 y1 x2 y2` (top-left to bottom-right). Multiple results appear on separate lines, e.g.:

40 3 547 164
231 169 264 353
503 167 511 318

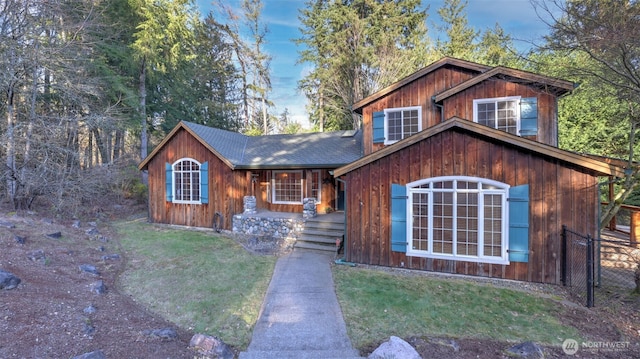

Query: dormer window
373 106 422 145
473 96 538 137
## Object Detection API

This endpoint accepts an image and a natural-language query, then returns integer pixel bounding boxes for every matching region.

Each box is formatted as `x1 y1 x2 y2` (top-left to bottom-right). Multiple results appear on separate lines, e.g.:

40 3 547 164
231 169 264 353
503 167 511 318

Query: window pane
477 103 496 128
483 194 503 257
412 192 429 251
388 112 402 141
497 100 518 135
274 171 302 203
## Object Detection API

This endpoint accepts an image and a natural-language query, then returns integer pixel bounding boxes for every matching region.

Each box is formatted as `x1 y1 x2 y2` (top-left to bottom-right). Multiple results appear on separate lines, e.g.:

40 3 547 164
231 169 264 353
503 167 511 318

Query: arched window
406 176 509 264
173 158 201 203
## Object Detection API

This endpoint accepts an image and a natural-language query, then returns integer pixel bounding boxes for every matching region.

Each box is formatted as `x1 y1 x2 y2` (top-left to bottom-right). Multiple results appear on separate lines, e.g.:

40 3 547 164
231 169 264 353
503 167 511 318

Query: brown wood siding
441 78 559 146
146 128 247 229
343 129 600 284
362 66 479 156
361 73 561 158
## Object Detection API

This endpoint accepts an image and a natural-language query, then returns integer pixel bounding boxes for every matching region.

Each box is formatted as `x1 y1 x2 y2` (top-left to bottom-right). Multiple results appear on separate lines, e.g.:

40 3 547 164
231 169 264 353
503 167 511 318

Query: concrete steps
294 213 345 253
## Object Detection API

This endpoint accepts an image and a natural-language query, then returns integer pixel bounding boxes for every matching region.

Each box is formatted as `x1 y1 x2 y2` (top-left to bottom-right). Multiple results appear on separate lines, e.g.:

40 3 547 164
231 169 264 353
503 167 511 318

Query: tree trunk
139 56 148 184
5 84 16 206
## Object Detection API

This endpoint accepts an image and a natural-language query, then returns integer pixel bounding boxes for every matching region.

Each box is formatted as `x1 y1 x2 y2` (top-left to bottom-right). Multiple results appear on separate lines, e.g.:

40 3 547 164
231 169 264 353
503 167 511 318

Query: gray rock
0 220 15 228
101 254 120 261
42 218 53 225
86 227 99 236
79 264 99 275
46 231 62 239
84 305 97 314
369 336 421 359
27 249 46 262
72 350 106 359
14 235 25 244
90 280 106 294
506 341 545 358
144 327 178 341
0 269 20 290
83 322 96 336
189 333 234 359
72 220 81 228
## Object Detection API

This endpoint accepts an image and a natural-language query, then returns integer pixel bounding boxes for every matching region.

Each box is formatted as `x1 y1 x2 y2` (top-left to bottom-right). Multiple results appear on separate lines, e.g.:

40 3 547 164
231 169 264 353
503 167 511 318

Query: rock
79 264 99 275
84 305 97 314
144 327 178 341
83 322 96 336
101 254 120 261
189 333 234 359
72 350 106 359
369 336 421 359
506 341 545 358
42 218 53 224
0 220 15 228
97 246 105 252
86 227 99 236
46 231 62 239
0 269 21 290
14 235 26 244
27 249 46 262
72 220 81 228
90 280 106 294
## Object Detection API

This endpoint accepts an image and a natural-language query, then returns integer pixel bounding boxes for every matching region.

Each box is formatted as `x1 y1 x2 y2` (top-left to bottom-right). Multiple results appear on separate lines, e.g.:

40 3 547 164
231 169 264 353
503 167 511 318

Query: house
137 121 361 229
332 57 624 284
139 57 624 284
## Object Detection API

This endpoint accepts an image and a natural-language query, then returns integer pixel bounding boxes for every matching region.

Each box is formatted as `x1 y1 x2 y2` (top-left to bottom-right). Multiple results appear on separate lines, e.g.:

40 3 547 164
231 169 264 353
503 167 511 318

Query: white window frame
406 176 509 265
384 106 422 145
172 158 202 204
473 96 521 136
311 170 322 203
271 170 304 204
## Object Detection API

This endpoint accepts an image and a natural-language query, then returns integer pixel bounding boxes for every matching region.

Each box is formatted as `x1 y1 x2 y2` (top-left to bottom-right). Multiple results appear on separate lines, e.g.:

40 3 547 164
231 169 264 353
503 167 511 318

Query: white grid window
407 177 508 264
272 171 303 204
474 97 520 135
173 158 201 203
384 106 421 144
311 170 321 203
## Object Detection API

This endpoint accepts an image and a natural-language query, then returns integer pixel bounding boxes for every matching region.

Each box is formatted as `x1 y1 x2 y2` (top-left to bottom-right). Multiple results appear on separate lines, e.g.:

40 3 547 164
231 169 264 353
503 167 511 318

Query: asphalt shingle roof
182 121 362 169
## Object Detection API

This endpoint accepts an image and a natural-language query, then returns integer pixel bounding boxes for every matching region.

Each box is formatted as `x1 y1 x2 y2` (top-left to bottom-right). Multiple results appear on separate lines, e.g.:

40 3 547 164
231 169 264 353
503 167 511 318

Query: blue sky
196 0 557 129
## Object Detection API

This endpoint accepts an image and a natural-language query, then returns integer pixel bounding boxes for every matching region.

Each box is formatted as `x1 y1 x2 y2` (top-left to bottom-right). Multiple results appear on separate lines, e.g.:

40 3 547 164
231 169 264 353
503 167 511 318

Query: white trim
271 170 304 204
406 176 510 265
171 158 202 204
473 96 521 136
383 106 422 145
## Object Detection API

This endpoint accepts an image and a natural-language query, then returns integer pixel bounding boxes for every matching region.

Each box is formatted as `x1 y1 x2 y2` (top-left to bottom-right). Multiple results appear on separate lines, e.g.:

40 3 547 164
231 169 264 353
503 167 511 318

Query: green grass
115 220 276 349
333 266 583 349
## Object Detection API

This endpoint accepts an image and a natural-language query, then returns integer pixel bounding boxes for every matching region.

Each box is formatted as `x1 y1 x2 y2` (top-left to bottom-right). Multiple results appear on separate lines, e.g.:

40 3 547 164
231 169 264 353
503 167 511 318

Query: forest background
0 0 638 225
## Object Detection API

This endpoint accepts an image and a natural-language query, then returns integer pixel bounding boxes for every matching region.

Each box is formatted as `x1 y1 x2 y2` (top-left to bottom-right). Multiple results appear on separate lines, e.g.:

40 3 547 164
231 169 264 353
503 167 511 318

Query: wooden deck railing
602 202 640 247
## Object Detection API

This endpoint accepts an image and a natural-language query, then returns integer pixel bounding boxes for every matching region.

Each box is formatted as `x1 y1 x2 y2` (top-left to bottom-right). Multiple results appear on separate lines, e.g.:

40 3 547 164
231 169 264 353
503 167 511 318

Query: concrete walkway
239 250 363 359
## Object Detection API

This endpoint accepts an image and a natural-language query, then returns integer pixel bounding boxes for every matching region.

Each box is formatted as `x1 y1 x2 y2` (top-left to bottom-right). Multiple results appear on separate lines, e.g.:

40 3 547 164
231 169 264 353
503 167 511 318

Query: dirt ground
0 207 638 358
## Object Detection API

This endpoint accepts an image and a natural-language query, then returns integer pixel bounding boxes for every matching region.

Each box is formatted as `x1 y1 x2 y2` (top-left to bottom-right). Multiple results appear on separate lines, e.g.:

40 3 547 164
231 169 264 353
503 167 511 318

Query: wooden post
608 177 616 231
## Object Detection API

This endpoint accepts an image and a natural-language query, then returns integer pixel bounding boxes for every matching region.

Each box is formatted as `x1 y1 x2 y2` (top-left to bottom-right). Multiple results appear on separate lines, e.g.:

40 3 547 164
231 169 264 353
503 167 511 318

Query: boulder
90 280 106 294
189 333 234 359
79 264 99 275
46 231 62 239
0 269 21 290
0 220 15 228
14 235 26 244
27 249 46 262
143 327 178 341
506 341 545 358
369 336 421 359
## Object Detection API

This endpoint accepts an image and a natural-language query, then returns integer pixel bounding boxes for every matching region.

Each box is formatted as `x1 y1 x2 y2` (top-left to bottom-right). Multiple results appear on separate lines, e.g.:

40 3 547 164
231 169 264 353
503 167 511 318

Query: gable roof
138 121 363 170
333 117 625 178
352 57 491 113
433 66 576 103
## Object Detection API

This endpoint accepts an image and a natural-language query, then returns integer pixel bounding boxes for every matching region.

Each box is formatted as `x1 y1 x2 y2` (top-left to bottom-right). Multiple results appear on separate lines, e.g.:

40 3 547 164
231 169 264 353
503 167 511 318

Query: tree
538 0 640 227
435 0 478 59
297 0 430 131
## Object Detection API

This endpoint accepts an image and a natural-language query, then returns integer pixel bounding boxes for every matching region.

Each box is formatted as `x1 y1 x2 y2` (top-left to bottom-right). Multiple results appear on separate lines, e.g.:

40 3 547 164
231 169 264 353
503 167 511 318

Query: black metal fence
561 225 640 308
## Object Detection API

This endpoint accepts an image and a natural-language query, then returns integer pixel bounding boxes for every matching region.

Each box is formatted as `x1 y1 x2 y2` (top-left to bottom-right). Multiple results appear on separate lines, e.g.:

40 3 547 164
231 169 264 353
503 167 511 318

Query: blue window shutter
391 184 407 252
508 184 529 262
373 111 385 143
520 97 538 136
200 162 209 204
165 163 173 202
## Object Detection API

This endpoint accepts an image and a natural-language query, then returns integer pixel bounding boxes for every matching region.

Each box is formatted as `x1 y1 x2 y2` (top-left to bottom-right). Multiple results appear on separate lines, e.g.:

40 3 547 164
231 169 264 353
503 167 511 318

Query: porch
232 209 346 253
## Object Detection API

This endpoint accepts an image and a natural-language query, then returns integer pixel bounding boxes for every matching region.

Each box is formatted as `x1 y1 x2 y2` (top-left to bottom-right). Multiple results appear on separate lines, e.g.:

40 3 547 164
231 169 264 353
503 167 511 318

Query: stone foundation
232 213 304 239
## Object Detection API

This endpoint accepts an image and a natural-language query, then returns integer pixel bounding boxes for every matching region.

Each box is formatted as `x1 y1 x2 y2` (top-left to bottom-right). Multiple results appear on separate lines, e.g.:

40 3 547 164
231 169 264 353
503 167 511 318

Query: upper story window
473 96 520 135
372 106 422 145
472 96 540 138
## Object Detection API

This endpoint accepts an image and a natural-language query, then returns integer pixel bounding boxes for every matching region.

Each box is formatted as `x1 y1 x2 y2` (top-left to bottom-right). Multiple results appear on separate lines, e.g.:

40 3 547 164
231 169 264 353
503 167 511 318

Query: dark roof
138 121 363 170
333 117 625 178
